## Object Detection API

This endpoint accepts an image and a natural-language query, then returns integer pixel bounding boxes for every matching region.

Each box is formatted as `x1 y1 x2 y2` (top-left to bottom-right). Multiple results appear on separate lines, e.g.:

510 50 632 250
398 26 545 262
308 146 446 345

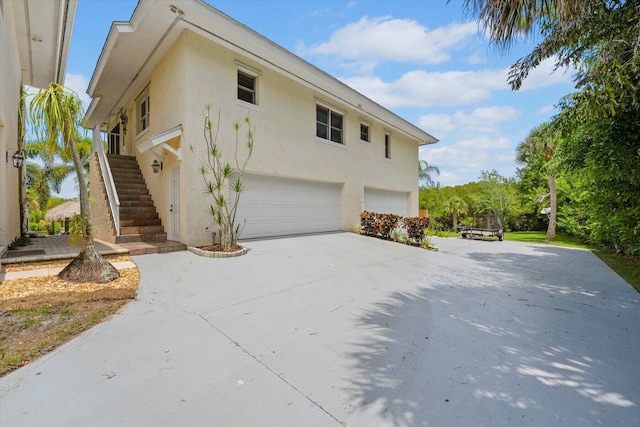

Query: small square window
360 123 370 142
385 134 391 159
316 104 343 144
238 71 256 104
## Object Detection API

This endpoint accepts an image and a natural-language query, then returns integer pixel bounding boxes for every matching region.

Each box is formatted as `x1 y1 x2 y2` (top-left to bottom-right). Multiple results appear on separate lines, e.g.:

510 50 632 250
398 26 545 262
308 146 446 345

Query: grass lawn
505 231 640 293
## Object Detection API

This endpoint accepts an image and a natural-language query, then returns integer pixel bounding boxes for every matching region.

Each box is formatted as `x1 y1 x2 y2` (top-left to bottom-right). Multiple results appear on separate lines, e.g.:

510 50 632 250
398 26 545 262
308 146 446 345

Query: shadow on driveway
344 241 639 426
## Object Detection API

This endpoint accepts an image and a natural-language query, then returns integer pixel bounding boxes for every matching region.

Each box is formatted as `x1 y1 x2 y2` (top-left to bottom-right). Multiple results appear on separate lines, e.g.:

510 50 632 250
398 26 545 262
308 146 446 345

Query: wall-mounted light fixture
6 150 25 168
151 159 163 173
119 109 128 134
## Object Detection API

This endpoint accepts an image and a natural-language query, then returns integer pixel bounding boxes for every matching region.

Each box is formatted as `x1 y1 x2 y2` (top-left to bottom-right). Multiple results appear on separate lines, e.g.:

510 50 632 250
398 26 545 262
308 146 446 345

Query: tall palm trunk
546 173 557 242
30 83 119 283
18 85 28 235
58 133 119 283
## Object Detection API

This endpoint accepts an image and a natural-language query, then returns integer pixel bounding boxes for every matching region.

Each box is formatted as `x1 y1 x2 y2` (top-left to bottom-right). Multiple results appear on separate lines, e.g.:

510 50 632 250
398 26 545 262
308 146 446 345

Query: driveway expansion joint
197 313 346 426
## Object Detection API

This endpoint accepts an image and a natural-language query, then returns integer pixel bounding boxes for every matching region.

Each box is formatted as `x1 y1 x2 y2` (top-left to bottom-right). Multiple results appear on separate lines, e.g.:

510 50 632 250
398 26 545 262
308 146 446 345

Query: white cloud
422 137 517 186
536 104 556 115
342 68 511 108
306 16 477 65
454 135 512 150
64 73 91 113
418 106 521 138
518 57 574 91
467 52 488 64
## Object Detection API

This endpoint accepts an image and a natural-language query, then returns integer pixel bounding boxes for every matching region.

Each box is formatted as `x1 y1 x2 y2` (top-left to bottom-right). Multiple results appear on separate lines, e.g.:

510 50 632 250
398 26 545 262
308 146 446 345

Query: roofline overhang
12 0 77 88
84 0 438 145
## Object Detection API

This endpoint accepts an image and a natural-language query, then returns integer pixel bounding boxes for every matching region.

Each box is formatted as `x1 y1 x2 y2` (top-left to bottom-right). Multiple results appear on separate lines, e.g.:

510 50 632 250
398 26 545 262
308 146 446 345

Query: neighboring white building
0 0 76 259
85 0 437 247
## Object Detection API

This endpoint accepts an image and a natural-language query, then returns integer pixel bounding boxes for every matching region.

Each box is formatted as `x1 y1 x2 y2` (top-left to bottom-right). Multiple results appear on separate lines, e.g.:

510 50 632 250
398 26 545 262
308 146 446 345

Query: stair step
119 199 155 208
120 225 165 235
116 240 186 256
113 175 147 185
120 206 157 214
107 154 169 245
115 189 150 196
120 218 162 227
115 233 167 244
118 194 152 202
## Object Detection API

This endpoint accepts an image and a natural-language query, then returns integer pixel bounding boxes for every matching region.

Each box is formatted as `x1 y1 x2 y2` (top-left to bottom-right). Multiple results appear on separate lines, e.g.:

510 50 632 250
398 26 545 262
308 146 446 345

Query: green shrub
8 235 30 250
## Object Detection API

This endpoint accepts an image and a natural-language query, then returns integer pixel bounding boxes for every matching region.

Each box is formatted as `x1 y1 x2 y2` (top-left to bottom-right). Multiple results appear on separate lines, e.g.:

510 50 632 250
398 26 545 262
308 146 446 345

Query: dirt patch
0 255 140 376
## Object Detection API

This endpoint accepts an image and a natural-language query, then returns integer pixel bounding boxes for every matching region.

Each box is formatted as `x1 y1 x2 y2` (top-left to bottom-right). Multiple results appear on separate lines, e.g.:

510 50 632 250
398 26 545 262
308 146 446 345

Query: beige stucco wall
89 154 116 243
119 30 420 247
0 2 24 255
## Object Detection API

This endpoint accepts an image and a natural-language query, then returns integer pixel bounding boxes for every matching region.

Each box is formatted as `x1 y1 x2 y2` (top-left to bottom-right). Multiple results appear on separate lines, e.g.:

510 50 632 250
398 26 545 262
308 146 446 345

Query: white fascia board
137 125 183 160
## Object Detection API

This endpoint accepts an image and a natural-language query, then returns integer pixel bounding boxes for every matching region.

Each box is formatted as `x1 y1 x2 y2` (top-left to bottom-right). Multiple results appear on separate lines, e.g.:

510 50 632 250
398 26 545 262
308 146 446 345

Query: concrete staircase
107 154 185 255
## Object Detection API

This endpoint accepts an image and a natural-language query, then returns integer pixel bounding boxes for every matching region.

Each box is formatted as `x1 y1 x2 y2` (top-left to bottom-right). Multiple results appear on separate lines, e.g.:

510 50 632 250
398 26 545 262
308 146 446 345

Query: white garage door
235 174 342 239
364 187 409 216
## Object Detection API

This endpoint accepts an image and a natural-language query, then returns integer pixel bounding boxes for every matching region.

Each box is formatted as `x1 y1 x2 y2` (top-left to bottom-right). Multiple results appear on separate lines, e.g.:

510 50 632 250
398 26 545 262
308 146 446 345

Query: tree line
421 0 639 256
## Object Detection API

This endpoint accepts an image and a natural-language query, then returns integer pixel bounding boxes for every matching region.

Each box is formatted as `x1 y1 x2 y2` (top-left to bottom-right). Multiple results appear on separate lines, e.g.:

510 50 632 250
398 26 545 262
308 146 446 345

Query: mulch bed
1 256 139 311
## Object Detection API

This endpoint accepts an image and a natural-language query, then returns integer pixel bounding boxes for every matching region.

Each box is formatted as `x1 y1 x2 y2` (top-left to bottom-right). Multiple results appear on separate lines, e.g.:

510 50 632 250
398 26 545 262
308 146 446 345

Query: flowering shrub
360 211 400 239
403 216 430 244
361 211 430 246
360 211 377 236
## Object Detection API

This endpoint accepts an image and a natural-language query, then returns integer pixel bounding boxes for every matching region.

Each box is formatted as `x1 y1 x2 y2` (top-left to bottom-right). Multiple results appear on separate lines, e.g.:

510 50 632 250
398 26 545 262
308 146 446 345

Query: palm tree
30 83 119 283
419 160 440 187
26 139 73 211
25 136 93 210
460 0 640 101
516 122 558 241
443 196 468 231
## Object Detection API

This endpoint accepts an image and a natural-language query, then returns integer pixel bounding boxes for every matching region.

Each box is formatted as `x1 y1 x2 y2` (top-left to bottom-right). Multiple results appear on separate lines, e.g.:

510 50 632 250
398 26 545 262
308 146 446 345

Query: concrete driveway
1 233 639 426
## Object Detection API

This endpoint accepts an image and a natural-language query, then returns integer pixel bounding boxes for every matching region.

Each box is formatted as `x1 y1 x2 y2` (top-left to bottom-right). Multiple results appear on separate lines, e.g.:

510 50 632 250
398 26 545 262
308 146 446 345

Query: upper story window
238 71 256 104
384 133 391 159
137 89 150 134
360 123 370 143
316 104 343 144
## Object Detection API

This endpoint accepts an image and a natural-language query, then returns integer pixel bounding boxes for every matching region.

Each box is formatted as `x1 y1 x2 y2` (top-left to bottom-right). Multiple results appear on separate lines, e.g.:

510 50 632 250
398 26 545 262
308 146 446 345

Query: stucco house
0 0 76 260
85 0 437 248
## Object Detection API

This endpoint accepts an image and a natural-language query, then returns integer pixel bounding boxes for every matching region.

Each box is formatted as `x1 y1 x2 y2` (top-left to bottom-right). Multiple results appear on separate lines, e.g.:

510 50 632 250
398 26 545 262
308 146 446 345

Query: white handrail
93 125 120 235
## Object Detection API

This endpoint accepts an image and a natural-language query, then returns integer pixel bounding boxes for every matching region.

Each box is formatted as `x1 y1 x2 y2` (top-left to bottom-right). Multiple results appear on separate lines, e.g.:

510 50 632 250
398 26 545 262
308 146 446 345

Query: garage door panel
235 174 342 239
364 188 409 217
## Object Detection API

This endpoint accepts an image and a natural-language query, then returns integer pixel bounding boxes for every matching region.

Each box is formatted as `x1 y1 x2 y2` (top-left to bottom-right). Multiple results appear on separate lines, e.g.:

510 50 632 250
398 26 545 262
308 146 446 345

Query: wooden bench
457 226 504 241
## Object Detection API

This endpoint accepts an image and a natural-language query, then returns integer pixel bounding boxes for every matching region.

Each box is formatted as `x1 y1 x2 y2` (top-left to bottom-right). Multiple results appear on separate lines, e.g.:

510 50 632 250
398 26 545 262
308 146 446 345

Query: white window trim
236 61 261 108
360 120 372 145
315 99 347 146
135 85 151 139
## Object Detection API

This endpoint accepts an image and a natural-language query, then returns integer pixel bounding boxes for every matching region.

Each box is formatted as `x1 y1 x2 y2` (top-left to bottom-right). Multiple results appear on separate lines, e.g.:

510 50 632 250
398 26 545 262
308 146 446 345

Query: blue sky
59 0 575 197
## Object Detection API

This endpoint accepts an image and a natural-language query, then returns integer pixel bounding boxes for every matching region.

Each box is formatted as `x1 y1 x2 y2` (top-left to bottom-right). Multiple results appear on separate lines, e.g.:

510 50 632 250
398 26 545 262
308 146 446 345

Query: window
384 134 391 159
316 105 343 144
360 123 370 142
237 70 256 104
137 90 150 134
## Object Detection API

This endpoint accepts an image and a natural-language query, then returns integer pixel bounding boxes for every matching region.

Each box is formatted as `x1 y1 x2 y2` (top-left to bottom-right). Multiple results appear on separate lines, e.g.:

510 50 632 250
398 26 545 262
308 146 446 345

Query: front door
108 124 120 155
169 168 180 241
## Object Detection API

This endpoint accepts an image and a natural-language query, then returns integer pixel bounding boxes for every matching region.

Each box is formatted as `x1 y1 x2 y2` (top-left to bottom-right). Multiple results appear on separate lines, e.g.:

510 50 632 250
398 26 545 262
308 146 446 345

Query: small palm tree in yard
443 196 468 230
190 105 255 252
30 83 119 283
517 122 559 242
